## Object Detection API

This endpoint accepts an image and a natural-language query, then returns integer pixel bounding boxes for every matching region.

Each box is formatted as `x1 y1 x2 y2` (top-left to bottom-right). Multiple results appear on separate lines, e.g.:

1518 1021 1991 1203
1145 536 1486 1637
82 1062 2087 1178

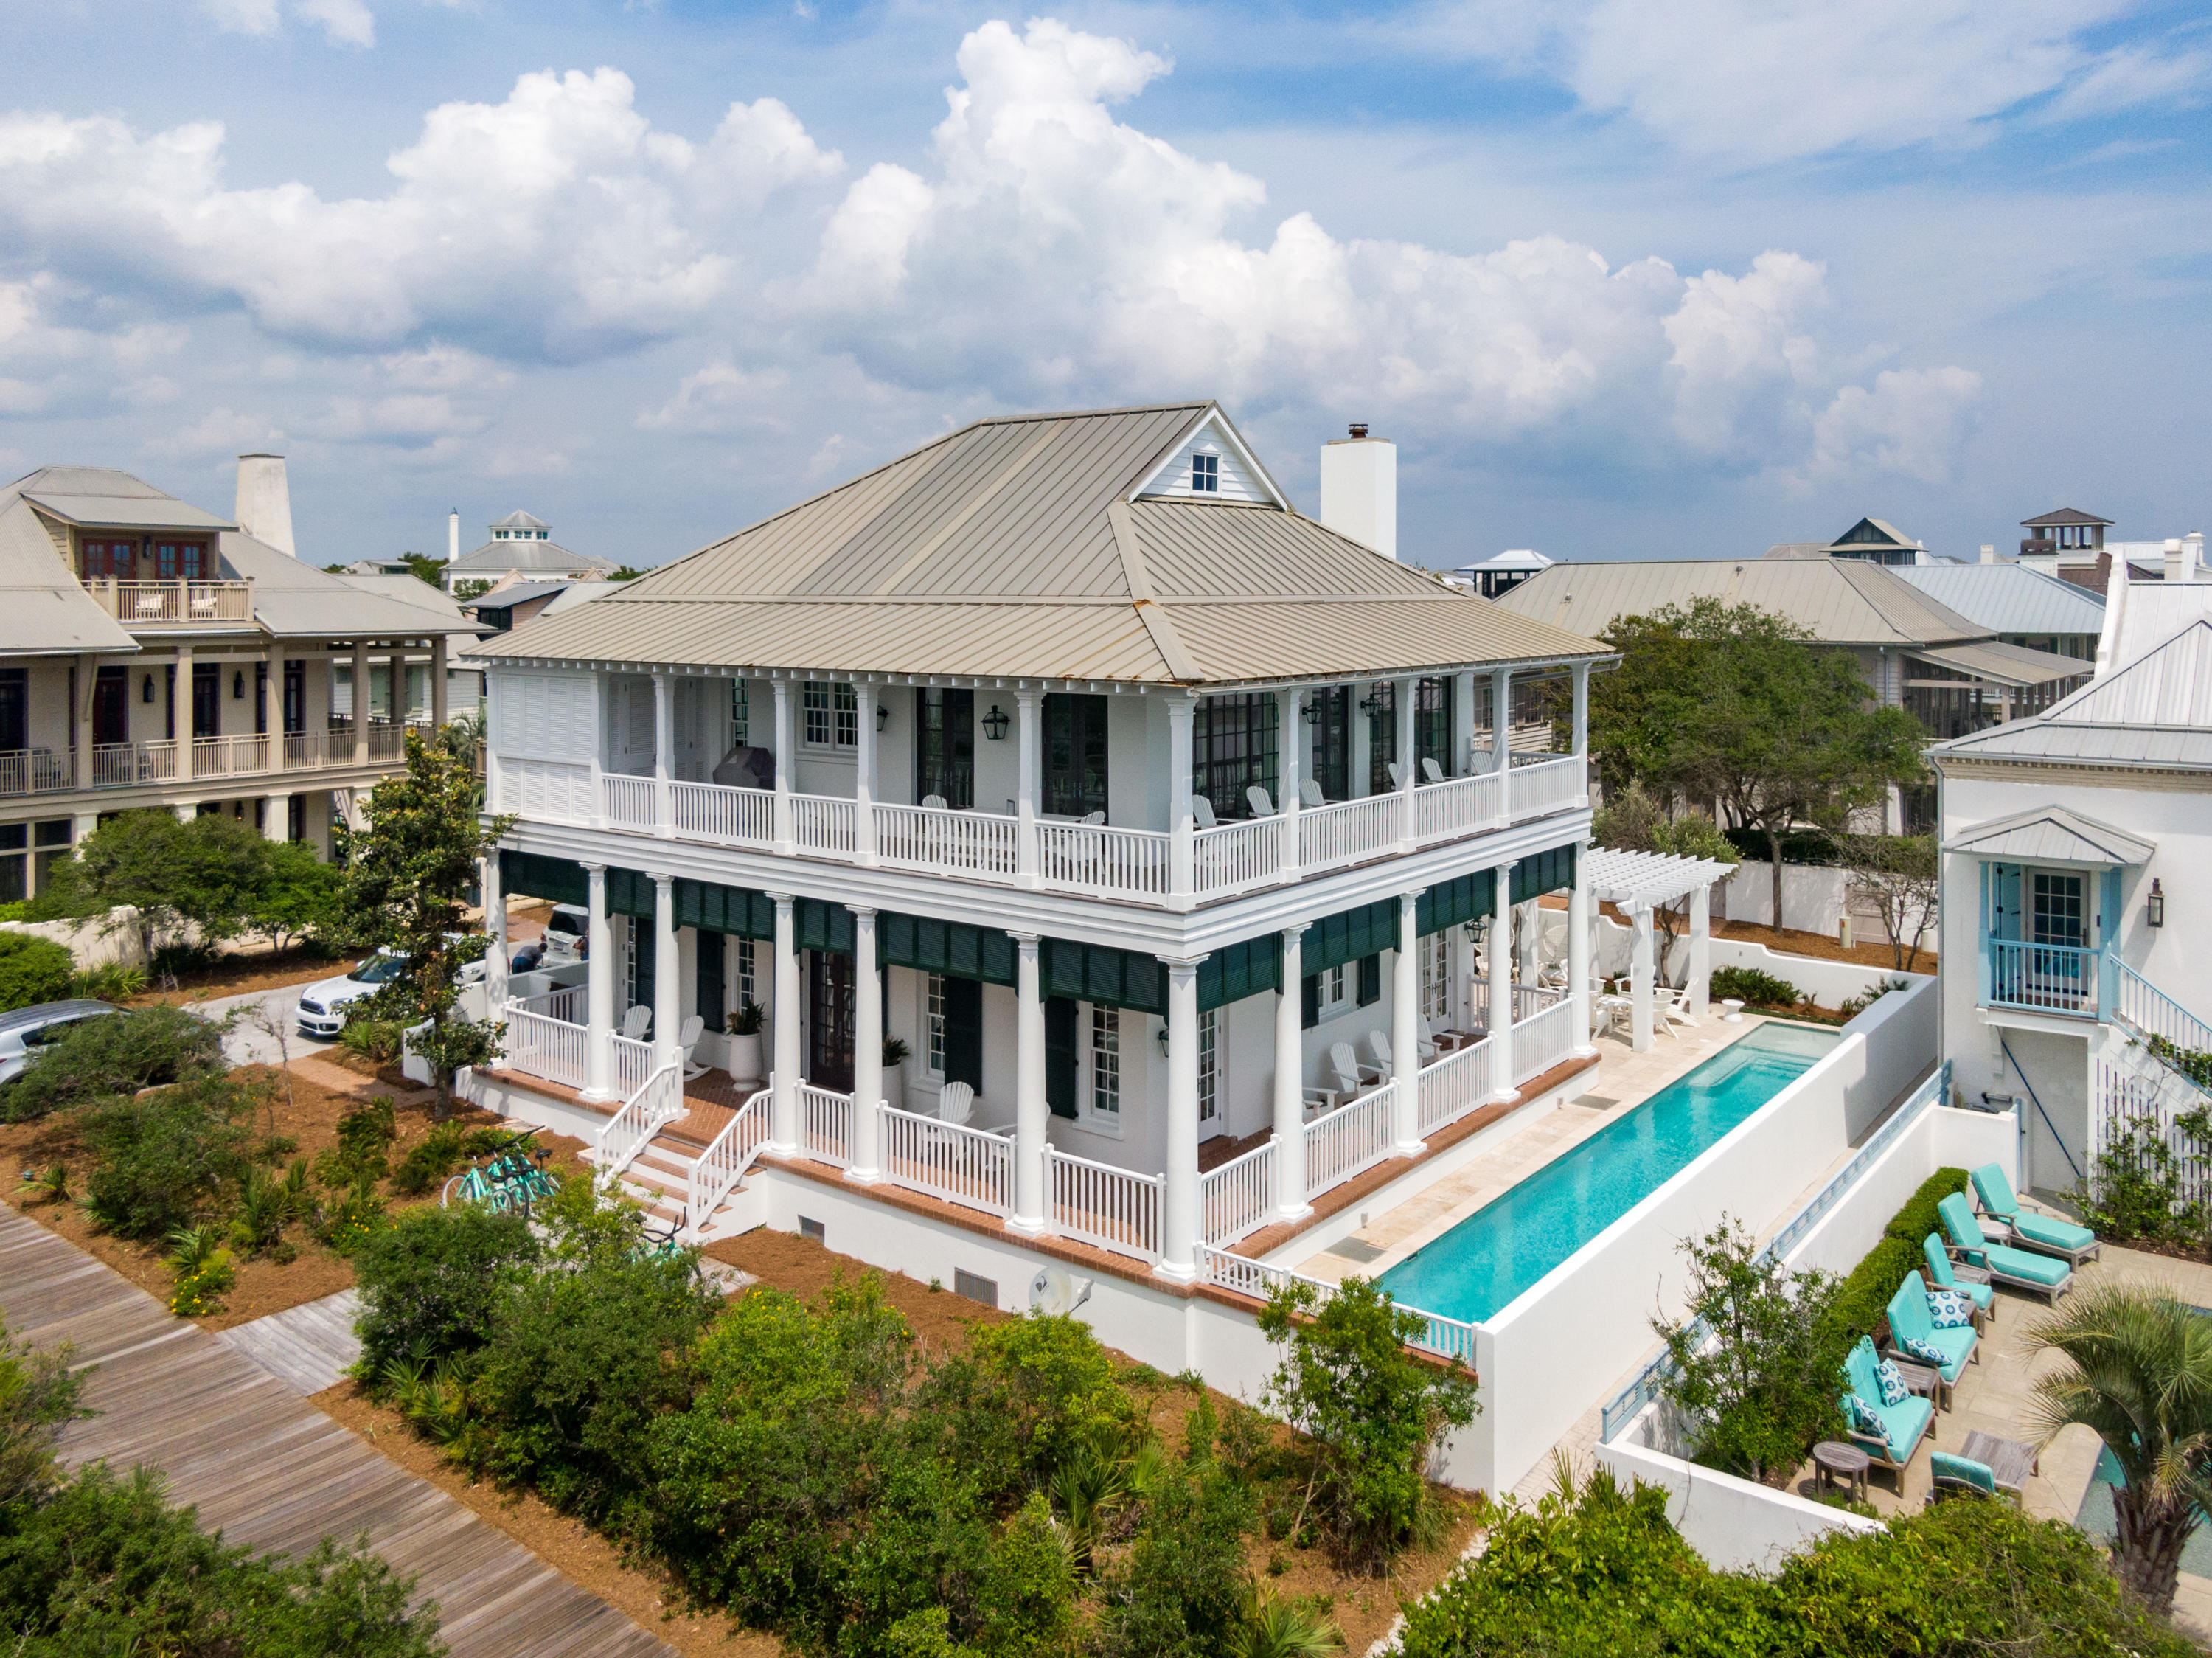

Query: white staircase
2093 959 2212 1207
588 1077 773 1242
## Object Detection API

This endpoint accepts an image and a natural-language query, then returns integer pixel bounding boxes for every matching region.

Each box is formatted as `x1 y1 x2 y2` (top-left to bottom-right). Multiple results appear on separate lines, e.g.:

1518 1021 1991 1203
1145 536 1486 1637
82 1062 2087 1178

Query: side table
1813 1440 1871 1503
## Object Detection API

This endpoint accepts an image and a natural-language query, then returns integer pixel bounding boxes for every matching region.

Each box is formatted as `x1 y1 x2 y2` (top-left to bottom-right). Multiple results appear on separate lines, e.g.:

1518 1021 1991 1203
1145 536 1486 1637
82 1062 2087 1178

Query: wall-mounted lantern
1358 688 1385 718
981 704 1010 741
1156 1020 1170 1058
142 674 156 704
1301 696 1319 726
232 670 246 700
876 701 890 732
2149 878 2166 928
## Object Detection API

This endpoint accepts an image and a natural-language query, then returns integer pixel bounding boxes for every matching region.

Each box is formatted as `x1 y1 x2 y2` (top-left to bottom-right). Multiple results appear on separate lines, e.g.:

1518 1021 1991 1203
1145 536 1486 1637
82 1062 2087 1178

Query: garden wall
1597 1420 1881 1573
1 908 145 969
1463 977 1937 1496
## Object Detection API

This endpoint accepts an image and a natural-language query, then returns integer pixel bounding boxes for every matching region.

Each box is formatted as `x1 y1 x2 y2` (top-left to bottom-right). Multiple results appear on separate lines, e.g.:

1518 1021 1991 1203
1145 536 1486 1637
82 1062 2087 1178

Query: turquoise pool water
1376 1022 1840 1323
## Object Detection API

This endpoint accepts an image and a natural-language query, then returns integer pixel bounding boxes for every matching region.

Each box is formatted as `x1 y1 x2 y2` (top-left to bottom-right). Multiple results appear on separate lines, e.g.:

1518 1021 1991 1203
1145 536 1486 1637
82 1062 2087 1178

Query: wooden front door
808 949 855 1093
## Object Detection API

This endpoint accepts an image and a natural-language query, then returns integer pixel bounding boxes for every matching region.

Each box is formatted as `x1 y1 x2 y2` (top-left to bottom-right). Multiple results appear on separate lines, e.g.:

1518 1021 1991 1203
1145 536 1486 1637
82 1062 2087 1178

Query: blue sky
1 0 2205 572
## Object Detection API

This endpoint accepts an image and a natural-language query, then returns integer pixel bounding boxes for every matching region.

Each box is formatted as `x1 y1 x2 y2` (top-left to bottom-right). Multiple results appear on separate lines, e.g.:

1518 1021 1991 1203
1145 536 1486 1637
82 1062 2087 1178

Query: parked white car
540 903 589 962
0 999 122 1088
295 943 486 1040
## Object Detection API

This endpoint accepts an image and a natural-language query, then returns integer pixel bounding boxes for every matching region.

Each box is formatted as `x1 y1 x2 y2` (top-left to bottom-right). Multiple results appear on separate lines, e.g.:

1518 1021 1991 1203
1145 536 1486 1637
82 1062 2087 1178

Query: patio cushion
1929 1290 1976 1329
1939 1192 1994 1255
1889 1278 1976 1381
1844 1334 1882 1399
1987 1242 2073 1288
1844 1391 1886 1437
1923 1234 1994 1312
1874 1358 1910 1406
1930 1451 1997 1495
1868 1394 1933 1464
2014 1210 2098 1254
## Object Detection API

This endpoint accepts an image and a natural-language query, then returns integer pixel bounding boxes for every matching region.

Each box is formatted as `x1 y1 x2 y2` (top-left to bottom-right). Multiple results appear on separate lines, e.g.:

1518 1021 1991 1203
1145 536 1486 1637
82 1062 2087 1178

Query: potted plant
880 1035 911 1112
723 999 765 1084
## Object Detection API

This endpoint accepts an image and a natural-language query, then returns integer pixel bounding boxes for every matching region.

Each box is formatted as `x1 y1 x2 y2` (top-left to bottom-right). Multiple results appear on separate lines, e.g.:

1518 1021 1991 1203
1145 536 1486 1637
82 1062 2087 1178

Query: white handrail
603 772 657 829
799 1083 853 1168
1510 998 1579 1085
1302 1083 1397 1199
596 1061 684 1188
670 779 774 847
791 794 857 856
502 1002 588 1090
612 1032 653 1100
1297 794 1399 876
509 983 584 1024
685 1087 771 1241
1195 1246 1478 1363
1047 1146 1163 1260
878 801 1021 880
1037 819 1168 898
1199 1137 1277 1247
1506 754 1585 819
1416 1035 1493 1137
1415 771 1505 841
879 1101 1014 1215
1192 817 1281 898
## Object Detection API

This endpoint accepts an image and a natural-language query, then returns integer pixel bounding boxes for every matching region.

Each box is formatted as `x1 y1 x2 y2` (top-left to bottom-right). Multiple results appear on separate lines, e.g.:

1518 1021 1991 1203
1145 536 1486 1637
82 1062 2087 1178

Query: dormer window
1192 453 1220 493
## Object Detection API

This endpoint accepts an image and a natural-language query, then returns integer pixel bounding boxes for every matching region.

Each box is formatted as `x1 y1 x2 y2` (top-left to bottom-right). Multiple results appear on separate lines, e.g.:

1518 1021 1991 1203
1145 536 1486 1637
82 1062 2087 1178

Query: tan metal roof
10 467 234 533
485 403 1608 687
0 496 137 655
220 532 486 641
1907 639 2089 688
1943 805 2154 866
1494 557 1989 648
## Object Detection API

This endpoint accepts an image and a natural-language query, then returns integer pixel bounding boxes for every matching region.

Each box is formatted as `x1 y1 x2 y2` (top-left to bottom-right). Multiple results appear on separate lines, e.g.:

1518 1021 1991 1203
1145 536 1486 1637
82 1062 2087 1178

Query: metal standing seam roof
1492 557 1989 648
1942 805 2154 866
1907 639 2090 688
2060 619 2212 726
0 494 136 653
1893 563 2106 639
216 532 487 641
446 539 619 577
1930 620 2212 774
483 402 1610 687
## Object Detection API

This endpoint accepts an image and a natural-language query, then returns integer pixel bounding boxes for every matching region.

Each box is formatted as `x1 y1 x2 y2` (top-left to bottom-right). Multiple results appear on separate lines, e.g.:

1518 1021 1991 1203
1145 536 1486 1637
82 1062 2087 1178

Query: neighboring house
463 577 573 634
470 399 1610 1313
0 455 482 895
1930 561 2212 1195
1450 549 1551 599
1893 560 2107 662
443 510 619 594
2014 506 2203 594
336 573 481 718
1765 516 1931 566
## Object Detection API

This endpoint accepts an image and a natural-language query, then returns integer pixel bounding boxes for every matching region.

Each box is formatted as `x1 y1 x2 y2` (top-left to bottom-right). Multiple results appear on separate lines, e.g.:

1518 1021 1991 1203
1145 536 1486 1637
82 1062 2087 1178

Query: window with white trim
1198 1007 1219 1122
1192 452 1220 493
1319 963 1349 1020
729 679 748 747
1420 932 1450 1022
926 974 948 1078
735 938 756 1008
804 682 858 750
1089 1006 1120 1118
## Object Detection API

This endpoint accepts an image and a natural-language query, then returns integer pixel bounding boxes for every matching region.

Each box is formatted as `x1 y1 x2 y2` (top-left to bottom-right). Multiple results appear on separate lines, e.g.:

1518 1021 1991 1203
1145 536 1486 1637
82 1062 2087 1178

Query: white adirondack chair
620 1004 652 1041
1421 757 1446 783
1245 785 1274 816
1315 1044 1368 1109
1192 795 1218 828
937 1080 975 1125
676 1014 706 1080
1299 777 1325 808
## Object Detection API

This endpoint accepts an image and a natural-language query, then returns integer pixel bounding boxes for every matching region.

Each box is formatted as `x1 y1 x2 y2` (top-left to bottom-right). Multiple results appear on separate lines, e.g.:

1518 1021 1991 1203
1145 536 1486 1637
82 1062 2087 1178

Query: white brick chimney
234 454 295 557
448 509 460 564
1319 423 1397 561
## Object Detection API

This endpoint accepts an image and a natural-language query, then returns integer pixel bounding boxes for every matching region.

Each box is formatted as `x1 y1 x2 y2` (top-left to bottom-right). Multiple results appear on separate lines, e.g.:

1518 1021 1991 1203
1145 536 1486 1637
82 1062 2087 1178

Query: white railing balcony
880 1102 1013 1216
190 732 271 779
1509 997 1579 1084
282 731 333 770
1199 1138 1277 1248
604 773 658 830
1047 1146 1162 1261
88 578 255 627
1414 770 1504 842
0 749 72 798
612 1031 654 1099
1416 1035 1495 1137
671 777 773 846
799 1084 853 1168
1506 754 1586 818
1035 819 1155 894
1302 1084 1397 1199
503 1002 588 1091
90 740 176 788
1298 794 1402 877
1192 817 1281 899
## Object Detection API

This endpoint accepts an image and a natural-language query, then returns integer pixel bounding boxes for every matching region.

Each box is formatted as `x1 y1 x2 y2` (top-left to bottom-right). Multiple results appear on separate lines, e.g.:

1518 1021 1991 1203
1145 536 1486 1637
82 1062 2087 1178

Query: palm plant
2026 1283 2212 1614
15 1165 67 1205
1231 1589 1343 1658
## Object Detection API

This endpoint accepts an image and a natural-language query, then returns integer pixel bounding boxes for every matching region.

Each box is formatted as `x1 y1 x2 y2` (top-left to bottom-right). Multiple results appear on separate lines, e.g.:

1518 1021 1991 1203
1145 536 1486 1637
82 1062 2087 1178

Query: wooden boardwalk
217 1288 363 1395
0 1205 673 1658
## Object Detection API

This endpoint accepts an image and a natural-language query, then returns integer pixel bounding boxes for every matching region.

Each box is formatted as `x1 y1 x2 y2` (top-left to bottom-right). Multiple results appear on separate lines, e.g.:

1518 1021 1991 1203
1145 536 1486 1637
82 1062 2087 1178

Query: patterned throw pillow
1901 1333 1949 1367
1874 1359 1910 1406
1847 1393 1886 1436
1928 1291 1975 1329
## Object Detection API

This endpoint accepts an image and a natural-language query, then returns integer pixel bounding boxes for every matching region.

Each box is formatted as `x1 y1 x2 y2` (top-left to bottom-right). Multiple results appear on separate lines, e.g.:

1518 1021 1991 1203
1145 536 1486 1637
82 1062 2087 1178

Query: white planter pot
725 1031 765 1085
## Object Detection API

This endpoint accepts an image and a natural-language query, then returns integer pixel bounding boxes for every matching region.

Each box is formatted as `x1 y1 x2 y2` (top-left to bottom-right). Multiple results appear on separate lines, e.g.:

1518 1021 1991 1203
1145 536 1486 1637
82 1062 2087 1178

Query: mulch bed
127 946 364 1009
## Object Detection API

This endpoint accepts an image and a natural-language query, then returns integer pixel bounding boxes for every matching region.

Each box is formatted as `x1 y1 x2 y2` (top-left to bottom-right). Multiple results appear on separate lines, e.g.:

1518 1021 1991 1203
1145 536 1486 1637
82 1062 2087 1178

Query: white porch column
1016 690 1041 889
1453 670 1476 776
261 793 288 840
1167 696 1195 906
1273 923 1311 1220
1010 932 1047 1233
1276 687 1301 882
176 644 195 783
855 683 878 867
1395 676 1417 850
582 862 613 1100
431 635 448 729
850 906 883 1181
652 873 680 1068
1568 844 1595 1056
1392 891 1425 1154
1571 661 1590 761
1158 957 1202 1281
1489 862 1517 1101
1688 883 1712 1019
483 853 508 1019
652 671 672 835
1490 667 1512 775
771 679 796 854
768 893 800 1151
1630 906 1655 1052
349 648 369 766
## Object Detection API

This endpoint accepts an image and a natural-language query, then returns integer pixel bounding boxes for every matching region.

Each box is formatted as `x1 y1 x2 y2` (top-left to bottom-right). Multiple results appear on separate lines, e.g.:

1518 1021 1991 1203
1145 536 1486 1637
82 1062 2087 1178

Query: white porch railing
504 1002 588 1090
686 1087 771 1240
1037 819 1166 898
671 778 774 846
1195 1246 1478 1362
511 983 585 1024
1511 983 1563 1021
1507 754 1585 818
596 1061 684 1187
792 794 857 857
603 773 657 830
0 750 71 797
1192 818 1281 898
1047 1145 1162 1261
1511 998 1579 1084
613 1032 653 1099
90 578 255 625
879 800 1020 879
1415 771 1504 841
1416 1035 1494 1137
1200 1137 1277 1247
1303 1084 1397 1199
190 733 271 778
880 1102 1014 1215
800 1084 853 1168
1298 794 1400 876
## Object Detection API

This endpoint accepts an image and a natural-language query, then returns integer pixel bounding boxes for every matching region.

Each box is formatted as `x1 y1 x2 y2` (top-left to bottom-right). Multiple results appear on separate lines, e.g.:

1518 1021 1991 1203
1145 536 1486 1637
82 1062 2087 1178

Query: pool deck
1282 1011 1785 1286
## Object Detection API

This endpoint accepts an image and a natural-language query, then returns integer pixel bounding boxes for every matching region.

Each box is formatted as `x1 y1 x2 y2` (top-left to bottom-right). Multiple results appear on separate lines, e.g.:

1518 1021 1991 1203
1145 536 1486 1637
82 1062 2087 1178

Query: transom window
1191 452 1220 493
1090 1006 1120 1117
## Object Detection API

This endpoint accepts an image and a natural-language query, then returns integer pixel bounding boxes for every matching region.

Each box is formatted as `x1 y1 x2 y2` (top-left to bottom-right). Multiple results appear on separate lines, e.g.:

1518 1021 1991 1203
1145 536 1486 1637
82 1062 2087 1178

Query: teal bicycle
441 1131 560 1216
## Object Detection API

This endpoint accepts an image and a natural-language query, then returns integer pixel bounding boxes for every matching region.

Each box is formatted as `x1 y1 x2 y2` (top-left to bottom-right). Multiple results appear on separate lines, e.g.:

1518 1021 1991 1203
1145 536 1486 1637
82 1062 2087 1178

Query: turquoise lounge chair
1923 1232 1994 1324
1930 1452 2008 1505
1885 1274 1977 1397
1939 1192 2073 1304
1970 1163 2101 1266
1840 1335 1933 1489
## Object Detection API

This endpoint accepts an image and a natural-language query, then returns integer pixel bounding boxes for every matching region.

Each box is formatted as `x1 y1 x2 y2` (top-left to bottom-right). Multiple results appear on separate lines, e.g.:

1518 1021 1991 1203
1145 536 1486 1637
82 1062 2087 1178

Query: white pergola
1581 846 1735 1051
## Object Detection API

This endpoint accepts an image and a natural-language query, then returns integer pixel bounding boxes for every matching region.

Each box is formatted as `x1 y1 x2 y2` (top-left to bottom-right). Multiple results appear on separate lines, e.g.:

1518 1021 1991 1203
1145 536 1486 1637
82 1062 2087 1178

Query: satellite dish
1029 1266 1093 1317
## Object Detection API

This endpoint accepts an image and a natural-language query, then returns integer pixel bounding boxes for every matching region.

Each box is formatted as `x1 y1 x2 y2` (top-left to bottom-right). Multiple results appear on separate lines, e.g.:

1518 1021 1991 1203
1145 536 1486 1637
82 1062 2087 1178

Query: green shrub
0 932 75 1014
352 1205 540 1379
166 1232 237 1318
389 1120 470 1196
1708 965 1802 1008
149 939 222 980
75 1076 255 1240
315 1098 395 1187
316 1176 391 1257
1885 1166 1969 1252
917 1308 1141 1503
1821 1167 1972 1356
1093 1449 1256 1657
0 1317 88 1509
3 1005 226 1122
338 1016 406 1066
0 1464 442 1656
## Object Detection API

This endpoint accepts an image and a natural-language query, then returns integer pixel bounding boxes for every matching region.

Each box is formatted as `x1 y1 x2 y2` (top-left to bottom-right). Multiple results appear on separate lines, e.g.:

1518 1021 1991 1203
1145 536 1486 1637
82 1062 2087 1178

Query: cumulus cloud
1419 0 2208 162
295 0 375 47
0 17 1983 487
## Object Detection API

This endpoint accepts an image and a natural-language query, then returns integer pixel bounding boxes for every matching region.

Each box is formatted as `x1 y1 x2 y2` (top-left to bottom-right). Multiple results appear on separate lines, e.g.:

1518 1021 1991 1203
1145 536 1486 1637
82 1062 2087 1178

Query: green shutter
1511 843 1577 906
1197 934 1281 1013
1357 954 1381 1005
1417 870 1496 937
878 914 1018 988
497 850 590 909
1045 996 1079 1118
1302 899 1397 978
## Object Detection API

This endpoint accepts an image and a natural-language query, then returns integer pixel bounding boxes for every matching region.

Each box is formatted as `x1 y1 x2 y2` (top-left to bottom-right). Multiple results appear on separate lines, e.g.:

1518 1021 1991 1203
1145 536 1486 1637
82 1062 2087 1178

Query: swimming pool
1376 1022 1840 1324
